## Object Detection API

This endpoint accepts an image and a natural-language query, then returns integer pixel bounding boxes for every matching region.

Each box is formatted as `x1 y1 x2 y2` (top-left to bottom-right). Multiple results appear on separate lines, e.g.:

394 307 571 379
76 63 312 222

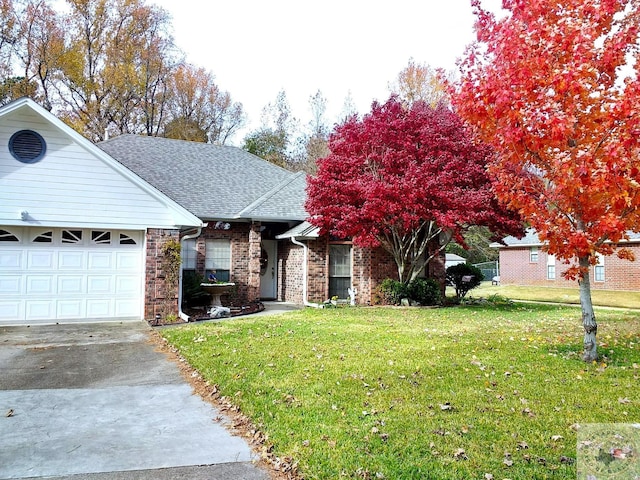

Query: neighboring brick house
496 229 640 290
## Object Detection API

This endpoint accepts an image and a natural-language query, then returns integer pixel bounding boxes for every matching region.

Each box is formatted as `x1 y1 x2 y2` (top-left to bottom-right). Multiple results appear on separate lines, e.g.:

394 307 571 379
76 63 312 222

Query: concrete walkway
0 321 271 480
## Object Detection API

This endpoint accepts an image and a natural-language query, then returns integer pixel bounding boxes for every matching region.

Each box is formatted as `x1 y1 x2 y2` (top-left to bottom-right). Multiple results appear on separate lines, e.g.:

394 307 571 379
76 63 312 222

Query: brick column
247 222 262 301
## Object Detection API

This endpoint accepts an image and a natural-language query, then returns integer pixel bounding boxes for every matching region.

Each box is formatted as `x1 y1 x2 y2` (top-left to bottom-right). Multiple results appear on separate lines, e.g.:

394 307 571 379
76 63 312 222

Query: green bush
446 263 484 299
408 277 441 306
378 278 409 305
182 271 211 307
378 277 441 305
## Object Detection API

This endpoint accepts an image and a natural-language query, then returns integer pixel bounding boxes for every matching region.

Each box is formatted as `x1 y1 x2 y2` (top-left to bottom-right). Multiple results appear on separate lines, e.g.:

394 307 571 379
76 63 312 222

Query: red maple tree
451 0 640 361
305 97 522 285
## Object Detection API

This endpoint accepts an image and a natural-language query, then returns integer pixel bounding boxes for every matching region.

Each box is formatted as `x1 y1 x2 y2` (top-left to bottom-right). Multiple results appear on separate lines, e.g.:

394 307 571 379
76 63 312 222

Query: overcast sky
152 0 504 143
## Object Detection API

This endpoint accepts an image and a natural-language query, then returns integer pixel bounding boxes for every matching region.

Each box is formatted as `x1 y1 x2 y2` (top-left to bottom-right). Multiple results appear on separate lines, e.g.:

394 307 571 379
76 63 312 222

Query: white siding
0 108 198 229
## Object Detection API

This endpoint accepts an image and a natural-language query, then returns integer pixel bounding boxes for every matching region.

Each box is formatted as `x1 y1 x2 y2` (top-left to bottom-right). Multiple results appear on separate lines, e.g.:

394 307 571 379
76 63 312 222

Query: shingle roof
98 134 307 221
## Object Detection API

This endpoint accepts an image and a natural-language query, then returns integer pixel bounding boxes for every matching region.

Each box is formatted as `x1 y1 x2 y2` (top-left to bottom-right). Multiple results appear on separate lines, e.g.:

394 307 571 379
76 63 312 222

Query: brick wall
278 237 400 305
499 245 640 290
192 222 262 304
145 228 180 322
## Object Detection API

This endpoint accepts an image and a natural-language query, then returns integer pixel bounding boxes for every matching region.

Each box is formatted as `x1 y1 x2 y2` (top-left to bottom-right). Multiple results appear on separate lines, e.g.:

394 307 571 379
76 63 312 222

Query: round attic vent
9 130 46 164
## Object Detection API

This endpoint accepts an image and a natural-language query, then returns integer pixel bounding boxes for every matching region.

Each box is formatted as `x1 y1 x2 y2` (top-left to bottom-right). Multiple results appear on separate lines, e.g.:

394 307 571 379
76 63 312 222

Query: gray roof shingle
98 135 307 221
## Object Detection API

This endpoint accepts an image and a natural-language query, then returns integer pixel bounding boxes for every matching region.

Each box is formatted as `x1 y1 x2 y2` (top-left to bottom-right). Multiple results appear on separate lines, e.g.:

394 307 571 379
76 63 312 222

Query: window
205 239 231 281
0 229 19 242
9 130 46 164
62 230 83 244
119 233 137 245
530 247 539 263
547 254 556 280
329 244 352 299
595 254 605 282
181 238 197 270
91 231 111 245
33 231 53 243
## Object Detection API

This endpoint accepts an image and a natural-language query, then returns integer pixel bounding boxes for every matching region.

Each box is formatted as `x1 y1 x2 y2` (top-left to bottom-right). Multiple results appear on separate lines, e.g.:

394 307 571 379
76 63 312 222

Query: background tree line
0 0 245 143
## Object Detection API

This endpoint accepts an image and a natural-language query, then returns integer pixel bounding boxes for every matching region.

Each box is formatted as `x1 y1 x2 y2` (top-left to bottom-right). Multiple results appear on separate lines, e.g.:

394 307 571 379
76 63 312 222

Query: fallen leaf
484 474 494 480
453 448 467 460
440 402 453 411
517 441 529 450
618 397 631 404
551 435 563 441
503 458 514 467
5 409 13 417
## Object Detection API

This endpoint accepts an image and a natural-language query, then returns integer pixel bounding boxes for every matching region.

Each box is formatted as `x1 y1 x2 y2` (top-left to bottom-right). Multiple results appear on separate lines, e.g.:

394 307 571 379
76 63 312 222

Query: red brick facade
499 245 640 290
277 238 400 305
145 228 180 321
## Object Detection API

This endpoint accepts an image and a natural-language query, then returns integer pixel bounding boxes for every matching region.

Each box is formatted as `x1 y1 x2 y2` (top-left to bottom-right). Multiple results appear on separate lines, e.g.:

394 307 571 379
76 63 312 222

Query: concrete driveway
0 321 271 480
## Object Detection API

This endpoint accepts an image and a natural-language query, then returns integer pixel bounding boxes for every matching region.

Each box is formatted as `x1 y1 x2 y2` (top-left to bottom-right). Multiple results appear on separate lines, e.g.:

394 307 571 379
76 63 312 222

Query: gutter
290 236 323 308
178 225 206 321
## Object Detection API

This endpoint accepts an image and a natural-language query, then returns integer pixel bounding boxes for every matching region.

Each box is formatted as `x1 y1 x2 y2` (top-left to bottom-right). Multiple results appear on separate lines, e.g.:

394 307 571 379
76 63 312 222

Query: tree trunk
579 256 598 362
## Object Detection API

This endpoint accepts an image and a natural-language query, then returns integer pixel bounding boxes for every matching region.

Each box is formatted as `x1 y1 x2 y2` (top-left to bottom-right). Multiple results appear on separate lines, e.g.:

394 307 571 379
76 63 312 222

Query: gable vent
9 130 46 164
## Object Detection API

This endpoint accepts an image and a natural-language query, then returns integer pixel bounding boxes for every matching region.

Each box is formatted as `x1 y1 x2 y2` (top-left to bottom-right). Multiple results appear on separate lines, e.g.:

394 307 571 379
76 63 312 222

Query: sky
152 0 504 144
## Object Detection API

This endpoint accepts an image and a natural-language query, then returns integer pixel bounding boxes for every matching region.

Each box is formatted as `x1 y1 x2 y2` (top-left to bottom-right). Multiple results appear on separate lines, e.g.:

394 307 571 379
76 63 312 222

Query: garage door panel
26 301 55 320
0 301 22 321
0 251 22 268
115 299 141 317
0 276 22 294
57 300 85 318
87 276 112 294
58 276 85 294
86 299 112 317
28 251 55 269
26 276 54 294
116 276 140 295
88 252 113 269
116 252 141 270
59 251 85 270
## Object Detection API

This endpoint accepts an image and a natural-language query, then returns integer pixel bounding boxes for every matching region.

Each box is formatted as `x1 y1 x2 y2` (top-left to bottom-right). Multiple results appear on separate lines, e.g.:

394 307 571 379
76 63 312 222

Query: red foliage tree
451 0 640 361
305 96 522 285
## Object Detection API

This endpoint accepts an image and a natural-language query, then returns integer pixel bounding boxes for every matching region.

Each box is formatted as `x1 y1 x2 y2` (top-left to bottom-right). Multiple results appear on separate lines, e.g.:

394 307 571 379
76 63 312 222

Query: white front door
0 227 145 325
259 240 277 299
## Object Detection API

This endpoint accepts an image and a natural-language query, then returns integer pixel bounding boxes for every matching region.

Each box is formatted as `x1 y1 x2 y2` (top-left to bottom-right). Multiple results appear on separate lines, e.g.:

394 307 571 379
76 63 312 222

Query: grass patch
162 305 640 479
472 283 640 309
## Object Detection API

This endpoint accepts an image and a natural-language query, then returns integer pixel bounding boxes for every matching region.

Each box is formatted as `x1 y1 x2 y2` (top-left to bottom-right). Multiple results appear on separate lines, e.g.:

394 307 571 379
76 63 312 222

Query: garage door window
91 231 111 244
33 231 53 243
119 234 137 245
0 229 19 242
62 230 83 244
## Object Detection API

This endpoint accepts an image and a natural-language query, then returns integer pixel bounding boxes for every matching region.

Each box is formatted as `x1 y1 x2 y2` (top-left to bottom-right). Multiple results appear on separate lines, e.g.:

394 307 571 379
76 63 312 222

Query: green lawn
472 282 640 309
162 304 640 480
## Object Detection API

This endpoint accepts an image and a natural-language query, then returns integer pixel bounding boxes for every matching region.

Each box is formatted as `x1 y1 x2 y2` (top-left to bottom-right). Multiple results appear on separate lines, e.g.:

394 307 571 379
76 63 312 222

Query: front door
259 240 277 299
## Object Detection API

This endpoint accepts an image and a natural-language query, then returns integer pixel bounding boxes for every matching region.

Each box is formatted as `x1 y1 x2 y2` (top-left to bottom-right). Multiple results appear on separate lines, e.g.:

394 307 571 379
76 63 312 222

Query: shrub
446 263 484 299
408 277 441 306
378 277 441 306
182 271 211 307
378 278 409 305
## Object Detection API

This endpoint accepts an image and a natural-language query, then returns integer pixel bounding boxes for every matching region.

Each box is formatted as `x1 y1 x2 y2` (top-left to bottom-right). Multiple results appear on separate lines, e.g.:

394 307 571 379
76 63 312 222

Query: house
495 228 640 290
0 98 416 326
0 98 202 325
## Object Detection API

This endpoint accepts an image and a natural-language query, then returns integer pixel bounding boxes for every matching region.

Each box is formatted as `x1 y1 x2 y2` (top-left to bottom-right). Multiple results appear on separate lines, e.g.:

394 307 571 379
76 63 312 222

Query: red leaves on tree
451 0 640 274
305 96 522 282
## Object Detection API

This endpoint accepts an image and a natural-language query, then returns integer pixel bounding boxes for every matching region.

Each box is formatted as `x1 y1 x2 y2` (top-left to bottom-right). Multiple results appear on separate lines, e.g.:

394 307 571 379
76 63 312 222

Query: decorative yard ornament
451 0 640 361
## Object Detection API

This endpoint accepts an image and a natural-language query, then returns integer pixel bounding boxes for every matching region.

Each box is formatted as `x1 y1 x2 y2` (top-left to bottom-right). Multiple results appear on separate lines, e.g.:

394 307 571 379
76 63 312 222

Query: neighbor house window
547 254 556 280
205 239 231 282
530 246 539 263
181 238 197 271
595 254 605 282
329 244 352 299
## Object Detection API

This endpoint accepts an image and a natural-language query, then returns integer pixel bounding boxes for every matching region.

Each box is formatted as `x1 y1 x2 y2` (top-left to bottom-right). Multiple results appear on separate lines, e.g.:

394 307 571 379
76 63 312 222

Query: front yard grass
161 304 640 479
473 282 640 309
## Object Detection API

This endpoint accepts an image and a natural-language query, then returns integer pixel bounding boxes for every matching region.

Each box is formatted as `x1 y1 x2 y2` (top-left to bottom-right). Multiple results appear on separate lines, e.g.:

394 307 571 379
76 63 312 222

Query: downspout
290 236 323 308
178 225 206 321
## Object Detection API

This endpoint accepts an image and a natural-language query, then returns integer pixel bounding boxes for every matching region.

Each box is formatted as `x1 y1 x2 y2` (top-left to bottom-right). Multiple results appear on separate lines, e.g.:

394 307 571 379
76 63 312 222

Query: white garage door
0 227 145 325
